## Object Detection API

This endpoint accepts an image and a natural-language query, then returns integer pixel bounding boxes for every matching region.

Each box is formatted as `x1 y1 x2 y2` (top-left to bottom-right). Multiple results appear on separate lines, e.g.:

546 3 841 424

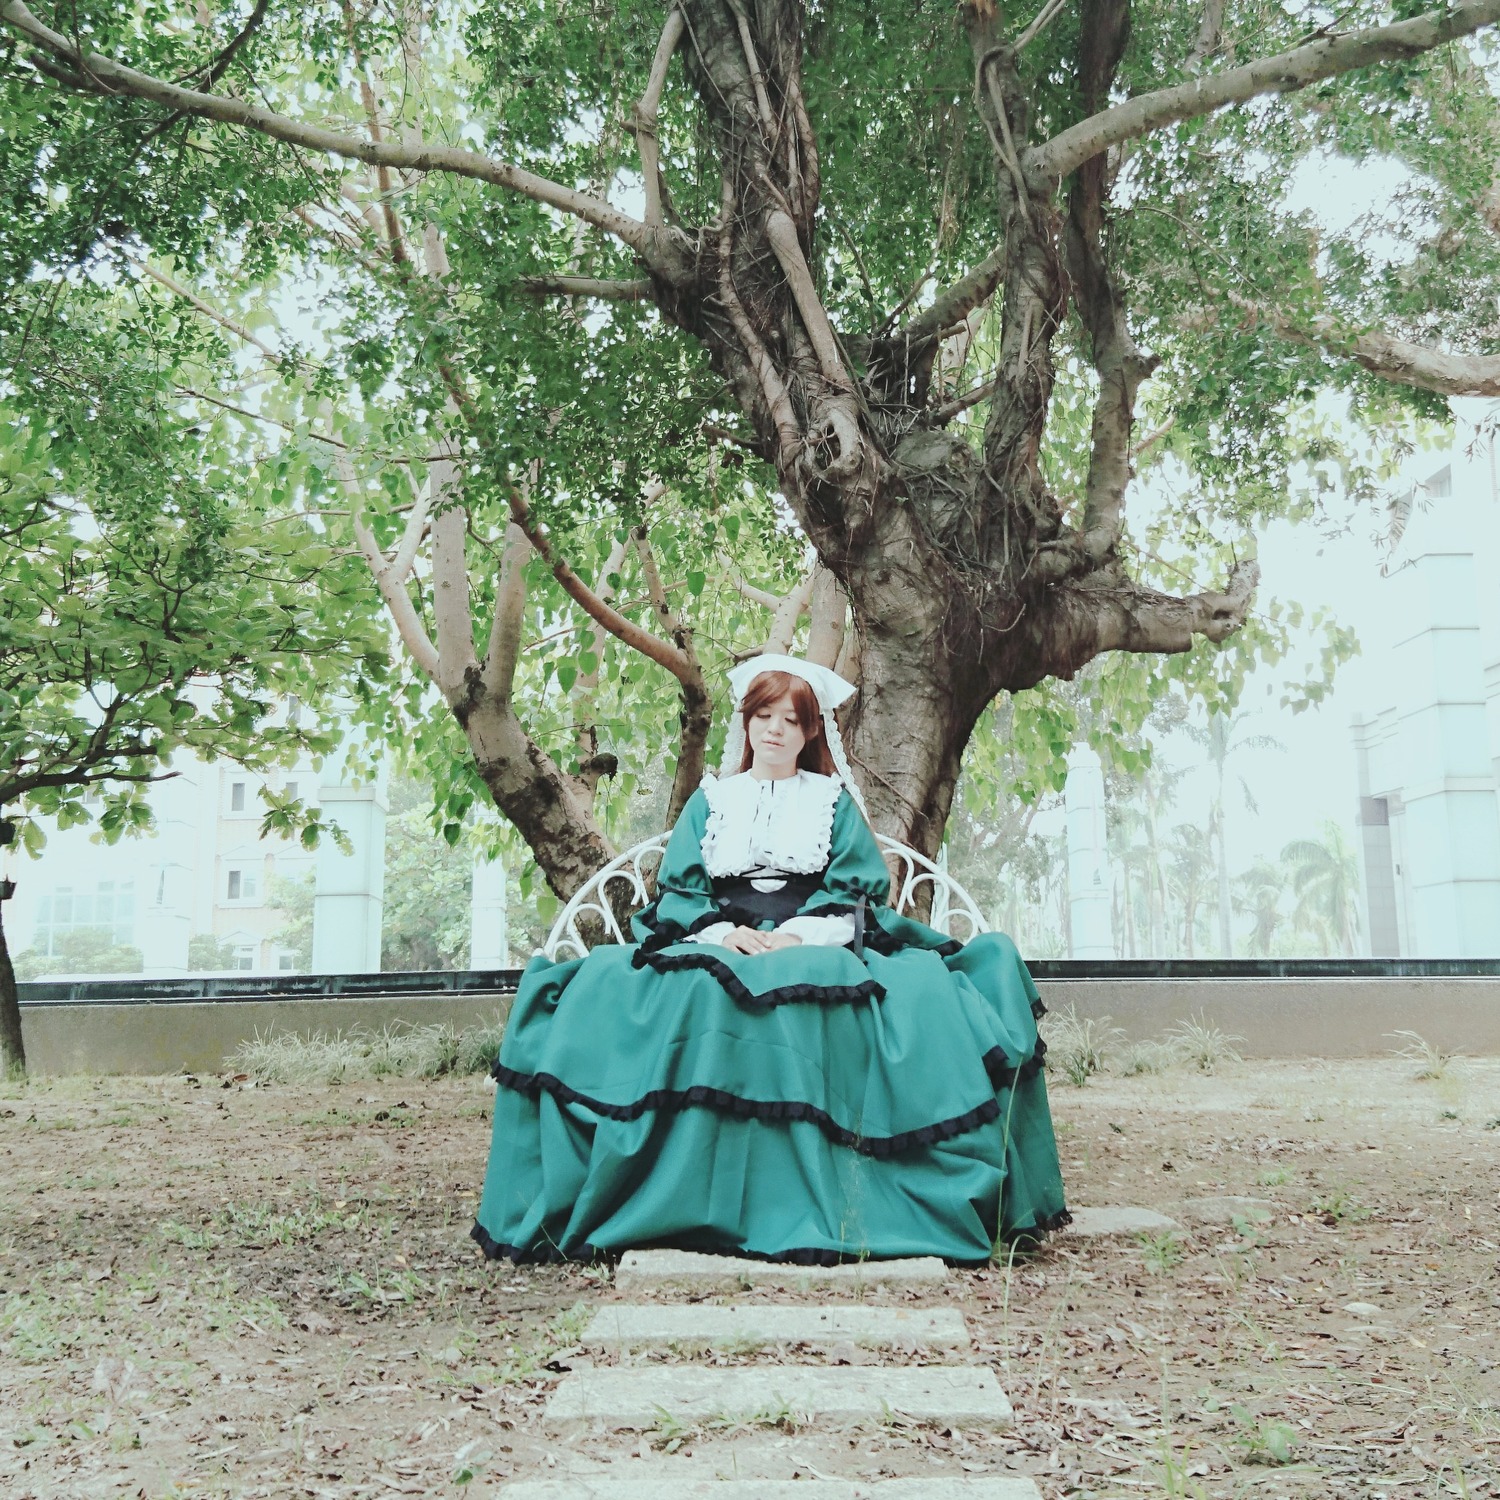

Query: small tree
0 324 382 1074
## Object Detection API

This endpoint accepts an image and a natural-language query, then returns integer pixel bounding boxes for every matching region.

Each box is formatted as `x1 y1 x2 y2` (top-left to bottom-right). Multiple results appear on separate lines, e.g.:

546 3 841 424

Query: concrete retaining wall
1037 977 1500 1058
16 977 1500 1075
20 994 514 1077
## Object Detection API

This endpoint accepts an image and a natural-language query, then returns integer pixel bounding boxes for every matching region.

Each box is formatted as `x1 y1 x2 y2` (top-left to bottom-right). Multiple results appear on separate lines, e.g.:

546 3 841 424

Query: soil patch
1 1058 1496 1497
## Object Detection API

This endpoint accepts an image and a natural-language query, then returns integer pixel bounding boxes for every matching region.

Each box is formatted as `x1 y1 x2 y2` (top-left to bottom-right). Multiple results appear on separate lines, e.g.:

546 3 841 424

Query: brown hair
736 670 837 776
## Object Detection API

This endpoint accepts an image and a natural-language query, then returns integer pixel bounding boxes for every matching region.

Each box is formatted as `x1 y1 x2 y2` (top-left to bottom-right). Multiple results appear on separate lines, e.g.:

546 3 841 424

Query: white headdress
718 653 869 819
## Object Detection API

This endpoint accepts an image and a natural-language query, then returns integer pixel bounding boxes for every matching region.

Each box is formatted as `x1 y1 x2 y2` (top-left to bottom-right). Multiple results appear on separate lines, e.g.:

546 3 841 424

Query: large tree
2 0 1494 902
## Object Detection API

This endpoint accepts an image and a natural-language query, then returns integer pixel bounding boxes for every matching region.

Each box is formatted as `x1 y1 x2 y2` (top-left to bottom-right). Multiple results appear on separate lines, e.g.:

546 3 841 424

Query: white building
10 722 394 977
1349 446 1500 957
11 752 322 977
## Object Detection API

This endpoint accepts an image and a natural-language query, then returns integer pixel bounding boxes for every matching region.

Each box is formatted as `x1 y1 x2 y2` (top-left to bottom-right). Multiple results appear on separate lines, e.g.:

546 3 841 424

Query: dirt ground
1 1057 1497 1499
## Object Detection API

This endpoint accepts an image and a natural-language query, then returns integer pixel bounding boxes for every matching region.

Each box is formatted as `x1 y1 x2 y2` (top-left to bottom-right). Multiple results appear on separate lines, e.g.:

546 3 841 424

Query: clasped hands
721 926 803 955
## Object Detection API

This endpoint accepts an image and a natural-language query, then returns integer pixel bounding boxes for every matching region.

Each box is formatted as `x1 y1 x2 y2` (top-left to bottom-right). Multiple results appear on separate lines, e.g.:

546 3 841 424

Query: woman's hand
722 927 804 954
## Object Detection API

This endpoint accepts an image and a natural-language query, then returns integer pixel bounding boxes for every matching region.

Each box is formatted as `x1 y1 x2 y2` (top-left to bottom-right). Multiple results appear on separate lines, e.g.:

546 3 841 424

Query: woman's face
746 689 808 775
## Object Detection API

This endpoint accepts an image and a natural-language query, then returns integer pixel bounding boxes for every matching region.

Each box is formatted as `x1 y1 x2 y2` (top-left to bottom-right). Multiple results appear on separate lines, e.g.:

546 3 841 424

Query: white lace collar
698 769 843 878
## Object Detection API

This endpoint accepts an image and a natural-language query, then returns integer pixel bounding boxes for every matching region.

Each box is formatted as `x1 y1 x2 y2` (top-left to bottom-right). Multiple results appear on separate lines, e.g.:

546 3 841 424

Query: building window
34 880 135 955
225 866 260 903
284 780 299 803
276 950 297 972
231 944 256 973
230 781 247 813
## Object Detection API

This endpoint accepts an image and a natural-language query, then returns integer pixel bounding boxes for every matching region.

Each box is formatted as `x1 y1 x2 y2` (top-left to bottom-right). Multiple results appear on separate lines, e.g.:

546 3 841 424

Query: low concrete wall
17 977 1499 1075
1037 977 1500 1058
20 994 514 1077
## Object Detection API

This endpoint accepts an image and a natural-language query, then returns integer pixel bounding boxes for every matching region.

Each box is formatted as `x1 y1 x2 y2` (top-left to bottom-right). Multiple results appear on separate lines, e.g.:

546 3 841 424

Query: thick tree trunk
457 693 616 898
0 895 25 1079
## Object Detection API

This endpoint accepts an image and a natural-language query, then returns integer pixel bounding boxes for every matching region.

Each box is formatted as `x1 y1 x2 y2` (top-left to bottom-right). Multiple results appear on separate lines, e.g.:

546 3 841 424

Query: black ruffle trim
469 1220 999 1269
856 915 962 959
632 947 887 1008
490 1062 1001 1159
632 907 729 962
1000 1206 1074 1246
983 1039 1046 1089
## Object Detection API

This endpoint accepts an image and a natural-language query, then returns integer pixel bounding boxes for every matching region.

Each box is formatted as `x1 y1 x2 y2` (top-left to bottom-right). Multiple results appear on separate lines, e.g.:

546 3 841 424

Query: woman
471 653 1067 1265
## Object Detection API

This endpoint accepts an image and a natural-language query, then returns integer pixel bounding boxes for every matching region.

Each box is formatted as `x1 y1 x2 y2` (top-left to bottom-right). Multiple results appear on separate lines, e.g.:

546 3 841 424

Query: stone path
497 1249 1047 1499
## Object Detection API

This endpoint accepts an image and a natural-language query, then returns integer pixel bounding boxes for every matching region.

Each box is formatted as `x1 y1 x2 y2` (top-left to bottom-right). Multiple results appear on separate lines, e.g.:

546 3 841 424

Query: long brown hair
736 670 837 776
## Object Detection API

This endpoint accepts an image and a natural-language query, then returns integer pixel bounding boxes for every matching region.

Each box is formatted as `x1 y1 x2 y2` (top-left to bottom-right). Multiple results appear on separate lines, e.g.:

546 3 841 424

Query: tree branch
716 178 801 462
480 522 531 701
764 209 852 391
762 567 816 654
1229 292 1500 398
344 461 441 679
730 2 776 139
1029 0 1500 183
570 534 630 798
134 259 283 362
1 0 656 259
426 440 479 696
1065 0 1156 567
1091 558 1260 655
1186 0 1227 72
729 573 780 610
900 245 1006 345
930 373 1001 424
806 565 847 668
632 520 711 826
521 275 654 300
631 7 685 228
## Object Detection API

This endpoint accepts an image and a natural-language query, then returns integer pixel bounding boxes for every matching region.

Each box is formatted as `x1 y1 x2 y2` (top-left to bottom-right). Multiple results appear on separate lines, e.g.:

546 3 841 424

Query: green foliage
0 347 383 851
267 873 315 973
185 933 236 973
1 0 1486 881
379 778 473 972
10 927 142 981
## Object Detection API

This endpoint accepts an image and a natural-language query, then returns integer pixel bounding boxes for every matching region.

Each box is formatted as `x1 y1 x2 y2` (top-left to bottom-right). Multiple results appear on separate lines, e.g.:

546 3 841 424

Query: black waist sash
710 872 824 927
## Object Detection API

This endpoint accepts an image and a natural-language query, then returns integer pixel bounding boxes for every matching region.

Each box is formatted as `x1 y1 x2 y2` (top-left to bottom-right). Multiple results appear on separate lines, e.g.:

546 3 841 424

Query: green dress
471 784 1068 1265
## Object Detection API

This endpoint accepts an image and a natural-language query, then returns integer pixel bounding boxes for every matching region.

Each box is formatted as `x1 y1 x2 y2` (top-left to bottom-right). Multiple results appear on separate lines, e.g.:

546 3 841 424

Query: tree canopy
1 0 1494 910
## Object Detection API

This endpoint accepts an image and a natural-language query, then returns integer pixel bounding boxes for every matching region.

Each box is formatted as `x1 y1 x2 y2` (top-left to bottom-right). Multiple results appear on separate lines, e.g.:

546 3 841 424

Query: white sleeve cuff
684 921 735 946
776 913 856 948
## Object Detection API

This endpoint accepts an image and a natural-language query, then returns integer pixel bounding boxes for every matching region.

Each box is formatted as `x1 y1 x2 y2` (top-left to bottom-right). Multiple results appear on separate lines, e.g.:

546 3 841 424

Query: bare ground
1 1057 1497 1499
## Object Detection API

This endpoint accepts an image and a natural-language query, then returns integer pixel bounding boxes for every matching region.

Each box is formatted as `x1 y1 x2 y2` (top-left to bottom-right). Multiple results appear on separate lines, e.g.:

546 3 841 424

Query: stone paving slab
1060 1206 1180 1238
613 1250 949 1293
1174 1195 1274 1225
502 1479 1042 1498
581 1304 970 1351
544 1364 1012 1429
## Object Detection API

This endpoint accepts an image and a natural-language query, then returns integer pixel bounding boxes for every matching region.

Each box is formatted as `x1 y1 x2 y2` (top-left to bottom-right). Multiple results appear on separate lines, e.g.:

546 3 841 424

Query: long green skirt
471 928 1068 1265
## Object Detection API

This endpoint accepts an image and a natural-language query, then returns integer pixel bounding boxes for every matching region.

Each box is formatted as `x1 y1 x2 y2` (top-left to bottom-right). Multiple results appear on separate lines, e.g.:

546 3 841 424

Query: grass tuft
1042 1005 1124 1087
1386 1029 1460 1081
1165 1015 1244 1074
230 1014 507 1085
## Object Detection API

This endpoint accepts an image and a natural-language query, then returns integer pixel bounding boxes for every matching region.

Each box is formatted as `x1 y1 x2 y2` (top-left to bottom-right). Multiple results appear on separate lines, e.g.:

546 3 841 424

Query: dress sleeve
796 789 891 916
630 788 722 947
777 912 857 947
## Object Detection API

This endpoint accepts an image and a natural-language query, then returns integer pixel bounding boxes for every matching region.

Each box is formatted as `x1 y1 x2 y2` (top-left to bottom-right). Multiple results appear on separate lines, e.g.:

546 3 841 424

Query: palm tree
1185 709 1286 956
1281 821 1363 957
1167 823 1217 957
1233 859 1287 957
1106 755 1186 957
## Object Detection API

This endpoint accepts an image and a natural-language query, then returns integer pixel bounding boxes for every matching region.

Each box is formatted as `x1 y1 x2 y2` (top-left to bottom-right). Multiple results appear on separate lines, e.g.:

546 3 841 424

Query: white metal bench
543 833 988 961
